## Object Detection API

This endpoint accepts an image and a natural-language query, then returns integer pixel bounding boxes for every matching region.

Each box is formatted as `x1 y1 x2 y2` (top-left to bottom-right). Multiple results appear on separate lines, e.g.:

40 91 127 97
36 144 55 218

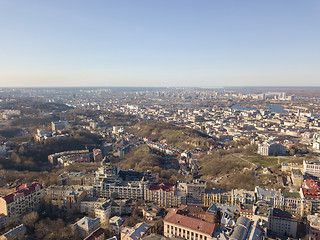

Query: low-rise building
163 209 217 240
121 222 150 240
73 217 100 239
83 227 105 240
109 216 125 236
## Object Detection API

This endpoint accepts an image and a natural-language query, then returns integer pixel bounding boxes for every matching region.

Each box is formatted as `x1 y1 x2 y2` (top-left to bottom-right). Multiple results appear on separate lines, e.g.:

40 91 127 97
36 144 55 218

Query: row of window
165 224 208 240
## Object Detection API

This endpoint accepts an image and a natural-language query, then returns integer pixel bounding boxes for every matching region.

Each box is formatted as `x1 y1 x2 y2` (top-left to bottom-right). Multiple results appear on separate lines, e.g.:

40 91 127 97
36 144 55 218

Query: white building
258 142 286 156
303 159 320 178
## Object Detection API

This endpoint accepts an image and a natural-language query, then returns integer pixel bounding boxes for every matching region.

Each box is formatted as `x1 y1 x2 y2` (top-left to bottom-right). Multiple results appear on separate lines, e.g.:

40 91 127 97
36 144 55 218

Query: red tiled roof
164 209 216 236
302 179 320 199
149 183 174 192
2 182 43 204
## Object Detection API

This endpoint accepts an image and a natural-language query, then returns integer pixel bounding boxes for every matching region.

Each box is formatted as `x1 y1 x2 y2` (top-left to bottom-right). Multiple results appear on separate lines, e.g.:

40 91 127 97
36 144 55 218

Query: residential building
307 214 320 240
73 217 100 239
313 134 320 152
291 169 304 186
58 172 85 185
83 227 105 240
46 186 87 213
232 189 255 205
109 216 125 236
121 222 150 240
203 190 232 206
254 187 279 205
303 160 320 178
48 150 90 166
268 208 298 238
0 182 44 220
185 180 206 205
300 179 320 215
145 183 186 208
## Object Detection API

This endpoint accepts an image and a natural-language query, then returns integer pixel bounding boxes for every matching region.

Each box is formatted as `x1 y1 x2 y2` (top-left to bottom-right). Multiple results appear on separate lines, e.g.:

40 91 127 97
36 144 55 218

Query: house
73 217 100 239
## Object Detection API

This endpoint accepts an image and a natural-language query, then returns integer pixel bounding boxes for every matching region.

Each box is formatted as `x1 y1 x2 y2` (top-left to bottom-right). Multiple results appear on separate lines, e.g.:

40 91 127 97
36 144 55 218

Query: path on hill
232 153 258 168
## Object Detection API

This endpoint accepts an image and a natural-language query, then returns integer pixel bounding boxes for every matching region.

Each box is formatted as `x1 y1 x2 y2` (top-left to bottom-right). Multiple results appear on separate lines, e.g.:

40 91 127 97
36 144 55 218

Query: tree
22 211 39 232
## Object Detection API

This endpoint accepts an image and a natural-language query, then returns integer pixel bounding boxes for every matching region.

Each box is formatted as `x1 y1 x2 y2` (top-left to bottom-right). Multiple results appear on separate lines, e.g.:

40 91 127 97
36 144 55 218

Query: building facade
0 182 44 221
163 209 217 240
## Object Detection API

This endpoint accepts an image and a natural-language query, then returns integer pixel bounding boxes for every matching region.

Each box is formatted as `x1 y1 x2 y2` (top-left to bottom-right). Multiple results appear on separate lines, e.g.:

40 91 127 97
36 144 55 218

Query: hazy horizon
1 1 319 87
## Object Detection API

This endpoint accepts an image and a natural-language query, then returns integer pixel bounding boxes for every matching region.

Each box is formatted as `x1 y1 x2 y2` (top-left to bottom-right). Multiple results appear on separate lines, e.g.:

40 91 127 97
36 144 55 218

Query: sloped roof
164 209 216 236
74 217 100 231
129 222 150 240
302 179 320 199
2 182 43 204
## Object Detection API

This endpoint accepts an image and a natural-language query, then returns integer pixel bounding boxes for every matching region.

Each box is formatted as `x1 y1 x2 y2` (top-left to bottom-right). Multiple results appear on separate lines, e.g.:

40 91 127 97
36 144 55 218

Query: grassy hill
127 121 215 150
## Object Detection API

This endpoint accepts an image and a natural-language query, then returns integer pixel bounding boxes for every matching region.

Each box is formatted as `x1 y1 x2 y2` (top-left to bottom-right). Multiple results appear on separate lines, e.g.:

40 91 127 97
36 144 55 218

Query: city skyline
0 0 319 87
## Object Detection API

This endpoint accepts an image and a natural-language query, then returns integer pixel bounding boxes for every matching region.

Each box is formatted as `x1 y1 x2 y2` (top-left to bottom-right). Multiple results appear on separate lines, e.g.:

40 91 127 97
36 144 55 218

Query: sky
0 1 319 88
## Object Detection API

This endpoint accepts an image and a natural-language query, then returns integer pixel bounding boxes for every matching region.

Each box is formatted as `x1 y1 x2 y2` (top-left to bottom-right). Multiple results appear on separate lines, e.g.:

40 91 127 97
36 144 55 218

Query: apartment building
145 183 186 208
185 179 206 205
93 180 147 200
303 160 320 178
46 186 87 213
203 190 232 206
307 214 320 240
268 208 298 238
0 182 44 220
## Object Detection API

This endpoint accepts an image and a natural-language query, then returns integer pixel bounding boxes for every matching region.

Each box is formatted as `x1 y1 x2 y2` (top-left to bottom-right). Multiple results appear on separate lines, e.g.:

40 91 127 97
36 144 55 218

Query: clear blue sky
0 0 319 87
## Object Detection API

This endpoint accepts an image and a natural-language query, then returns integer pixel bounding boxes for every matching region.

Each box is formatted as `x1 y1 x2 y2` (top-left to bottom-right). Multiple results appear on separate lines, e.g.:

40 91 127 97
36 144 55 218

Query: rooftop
302 179 320 200
164 209 216 236
2 182 43 204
